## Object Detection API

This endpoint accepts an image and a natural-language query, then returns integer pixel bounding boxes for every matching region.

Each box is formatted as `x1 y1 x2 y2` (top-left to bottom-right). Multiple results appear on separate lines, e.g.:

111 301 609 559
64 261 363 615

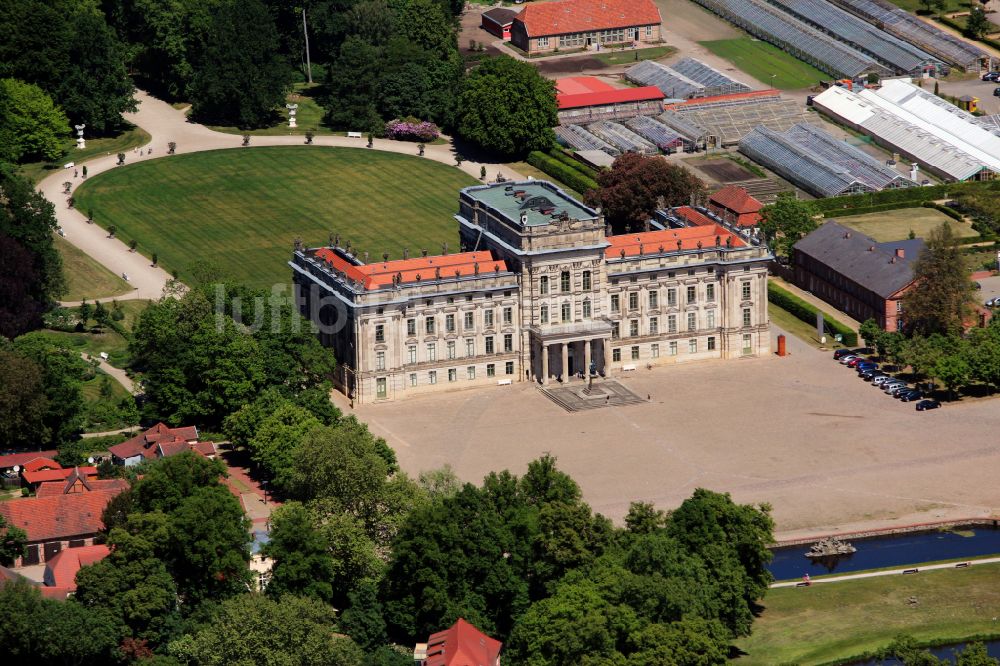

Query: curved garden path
46 90 525 302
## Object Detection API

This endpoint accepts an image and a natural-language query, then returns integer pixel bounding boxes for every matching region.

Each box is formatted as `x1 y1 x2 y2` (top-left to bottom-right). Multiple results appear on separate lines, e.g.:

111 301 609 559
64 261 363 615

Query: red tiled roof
22 458 60 473
109 423 200 462
710 185 763 216
192 441 217 457
35 478 129 498
515 0 661 37
22 466 97 485
44 544 109 593
425 618 502 666
555 76 617 95
606 224 746 258
557 86 664 109
674 206 716 227
0 488 124 542
0 451 58 470
663 89 780 110
314 249 508 290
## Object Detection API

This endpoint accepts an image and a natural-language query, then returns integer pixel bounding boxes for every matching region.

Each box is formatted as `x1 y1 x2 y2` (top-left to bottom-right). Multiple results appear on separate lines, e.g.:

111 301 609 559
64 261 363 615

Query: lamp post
286 103 298 129
75 124 86 149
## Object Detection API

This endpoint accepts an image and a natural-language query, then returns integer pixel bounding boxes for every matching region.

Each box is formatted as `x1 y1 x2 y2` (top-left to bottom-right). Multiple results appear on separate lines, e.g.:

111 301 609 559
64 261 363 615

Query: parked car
898 389 923 402
839 355 858 365
861 370 884 382
872 375 894 386
984 71 1000 81
856 361 878 371
851 347 874 355
993 88 1000 97
846 357 867 367
916 399 941 411
986 297 1000 308
883 381 908 394
833 349 854 360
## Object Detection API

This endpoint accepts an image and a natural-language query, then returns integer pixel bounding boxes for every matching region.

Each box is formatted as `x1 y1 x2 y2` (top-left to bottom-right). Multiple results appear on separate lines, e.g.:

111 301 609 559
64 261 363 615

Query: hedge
527 151 599 194
920 200 964 221
811 181 1000 215
768 282 858 346
823 201 919 218
547 148 600 178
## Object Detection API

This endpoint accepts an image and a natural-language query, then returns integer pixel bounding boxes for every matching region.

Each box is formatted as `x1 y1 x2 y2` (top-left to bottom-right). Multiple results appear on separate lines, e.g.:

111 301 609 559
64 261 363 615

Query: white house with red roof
511 0 662 55
292 180 771 404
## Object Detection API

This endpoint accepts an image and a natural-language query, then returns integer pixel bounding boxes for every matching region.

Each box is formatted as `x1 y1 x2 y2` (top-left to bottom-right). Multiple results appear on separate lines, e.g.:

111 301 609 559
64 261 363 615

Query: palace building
291 181 771 404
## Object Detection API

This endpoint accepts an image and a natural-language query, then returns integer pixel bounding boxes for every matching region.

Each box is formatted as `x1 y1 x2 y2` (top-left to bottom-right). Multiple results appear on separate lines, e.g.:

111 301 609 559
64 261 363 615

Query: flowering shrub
384 118 439 142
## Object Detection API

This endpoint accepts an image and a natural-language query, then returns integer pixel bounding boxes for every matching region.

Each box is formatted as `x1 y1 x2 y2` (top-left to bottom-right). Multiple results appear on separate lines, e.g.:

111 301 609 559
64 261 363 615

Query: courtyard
356 325 1000 539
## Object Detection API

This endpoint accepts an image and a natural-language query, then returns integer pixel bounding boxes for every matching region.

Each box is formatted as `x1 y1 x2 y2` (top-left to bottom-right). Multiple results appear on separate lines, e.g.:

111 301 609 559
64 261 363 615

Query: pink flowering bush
384 117 440 142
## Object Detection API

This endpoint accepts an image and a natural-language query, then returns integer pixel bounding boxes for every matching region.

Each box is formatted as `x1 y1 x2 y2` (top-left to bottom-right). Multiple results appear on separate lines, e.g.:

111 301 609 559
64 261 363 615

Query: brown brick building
511 0 662 55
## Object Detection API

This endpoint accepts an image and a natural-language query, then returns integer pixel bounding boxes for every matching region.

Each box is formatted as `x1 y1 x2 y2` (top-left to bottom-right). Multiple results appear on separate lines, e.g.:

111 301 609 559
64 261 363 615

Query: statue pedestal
76 138 86 149
288 118 297 128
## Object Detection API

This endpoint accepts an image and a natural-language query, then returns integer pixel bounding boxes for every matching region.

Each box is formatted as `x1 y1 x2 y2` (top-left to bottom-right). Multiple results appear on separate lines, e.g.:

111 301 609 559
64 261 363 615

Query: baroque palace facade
291 181 771 404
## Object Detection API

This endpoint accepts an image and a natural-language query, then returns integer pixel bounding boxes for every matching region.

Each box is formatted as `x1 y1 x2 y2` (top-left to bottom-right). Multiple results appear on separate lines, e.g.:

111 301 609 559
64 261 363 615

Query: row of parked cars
833 348 941 411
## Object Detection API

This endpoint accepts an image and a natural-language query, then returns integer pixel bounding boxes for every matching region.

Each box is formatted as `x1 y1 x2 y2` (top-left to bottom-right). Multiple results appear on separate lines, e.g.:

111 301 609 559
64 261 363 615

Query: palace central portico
292 180 771 404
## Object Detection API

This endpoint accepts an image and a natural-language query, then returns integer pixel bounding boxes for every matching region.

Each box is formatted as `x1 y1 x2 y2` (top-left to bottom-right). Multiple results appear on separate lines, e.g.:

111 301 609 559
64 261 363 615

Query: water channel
768 525 1000 581
848 639 1000 665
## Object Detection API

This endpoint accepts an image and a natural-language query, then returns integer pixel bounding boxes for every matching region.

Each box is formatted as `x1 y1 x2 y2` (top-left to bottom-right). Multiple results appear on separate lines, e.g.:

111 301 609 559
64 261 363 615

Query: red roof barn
708 185 764 228
417 618 502 666
481 7 518 40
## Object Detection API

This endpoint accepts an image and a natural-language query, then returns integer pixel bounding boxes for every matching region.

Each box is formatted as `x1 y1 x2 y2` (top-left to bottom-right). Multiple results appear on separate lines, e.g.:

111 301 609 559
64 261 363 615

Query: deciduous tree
263 501 337 604
758 193 818 258
903 222 975 336
0 78 70 163
0 514 27 566
584 153 704 233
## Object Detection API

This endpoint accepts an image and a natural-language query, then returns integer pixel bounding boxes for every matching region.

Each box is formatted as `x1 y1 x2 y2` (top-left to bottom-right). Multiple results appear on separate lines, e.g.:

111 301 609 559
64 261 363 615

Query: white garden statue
286 103 298 128
75 124 86 149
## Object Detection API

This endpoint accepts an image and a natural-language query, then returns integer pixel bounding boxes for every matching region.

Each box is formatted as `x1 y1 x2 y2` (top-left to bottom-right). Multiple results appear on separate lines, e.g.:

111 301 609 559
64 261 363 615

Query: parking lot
356 325 1000 540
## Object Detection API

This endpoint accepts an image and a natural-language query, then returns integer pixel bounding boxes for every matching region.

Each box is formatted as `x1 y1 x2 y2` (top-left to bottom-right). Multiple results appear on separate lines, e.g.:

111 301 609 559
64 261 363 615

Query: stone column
584 339 592 377
541 343 549 385
603 338 611 374
561 343 569 381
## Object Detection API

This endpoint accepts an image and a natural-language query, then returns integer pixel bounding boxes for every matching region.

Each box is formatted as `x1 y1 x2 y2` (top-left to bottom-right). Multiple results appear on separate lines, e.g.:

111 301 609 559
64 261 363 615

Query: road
44 90 525 303
80 352 138 395
770 555 1000 588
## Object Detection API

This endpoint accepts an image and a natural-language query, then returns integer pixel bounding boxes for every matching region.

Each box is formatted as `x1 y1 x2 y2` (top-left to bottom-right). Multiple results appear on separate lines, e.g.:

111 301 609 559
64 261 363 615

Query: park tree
0 350 51 449
584 153 704 233
860 318 883 350
324 36 387 132
0 78 70 163
758 193 818 258
0 514 27 567
340 580 390 653
0 237 46 339
967 6 991 40
0 166 66 325
188 0 292 128
457 55 557 158
167 594 364 665
263 501 337 604
248 402 321 487
966 322 1000 392
11 334 88 446
624 501 669 535
903 222 975 336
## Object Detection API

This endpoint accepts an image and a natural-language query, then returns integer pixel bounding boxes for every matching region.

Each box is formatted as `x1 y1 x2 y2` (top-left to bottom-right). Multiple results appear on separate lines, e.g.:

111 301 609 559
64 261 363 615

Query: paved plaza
356 327 1000 540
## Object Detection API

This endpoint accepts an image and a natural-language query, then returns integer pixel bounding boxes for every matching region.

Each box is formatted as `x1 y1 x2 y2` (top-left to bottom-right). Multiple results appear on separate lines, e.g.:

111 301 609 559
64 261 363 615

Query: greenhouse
586 121 659 155
691 0 892 78
738 124 913 197
624 58 751 99
624 116 689 151
826 0 986 71
660 91 812 146
554 124 621 156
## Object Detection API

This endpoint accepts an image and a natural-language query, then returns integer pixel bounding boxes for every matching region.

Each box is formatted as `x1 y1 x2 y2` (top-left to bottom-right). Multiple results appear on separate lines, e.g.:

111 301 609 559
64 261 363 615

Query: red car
846 357 865 367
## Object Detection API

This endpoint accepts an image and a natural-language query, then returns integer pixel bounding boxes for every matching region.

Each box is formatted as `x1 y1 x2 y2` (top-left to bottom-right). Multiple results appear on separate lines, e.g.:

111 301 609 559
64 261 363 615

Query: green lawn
829 210 977 242
36 328 131 368
73 146 477 287
81 370 138 432
699 38 828 89
18 127 151 184
735 562 1000 664
883 0 965 13
770 302 845 349
591 45 678 66
207 83 332 136
54 234 135 302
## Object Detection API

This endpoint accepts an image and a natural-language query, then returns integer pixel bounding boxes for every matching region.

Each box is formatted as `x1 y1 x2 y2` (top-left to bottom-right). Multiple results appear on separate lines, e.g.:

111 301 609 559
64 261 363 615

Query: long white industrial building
812 78 1000 181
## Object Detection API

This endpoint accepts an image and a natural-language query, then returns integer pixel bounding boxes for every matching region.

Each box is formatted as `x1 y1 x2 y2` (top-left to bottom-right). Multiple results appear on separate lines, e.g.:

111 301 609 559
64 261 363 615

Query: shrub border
768 282 857 346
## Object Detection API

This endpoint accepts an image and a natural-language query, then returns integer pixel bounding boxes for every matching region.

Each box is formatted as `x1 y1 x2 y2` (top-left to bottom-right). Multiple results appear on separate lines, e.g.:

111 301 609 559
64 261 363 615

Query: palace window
613 348 621 362
582 299 591 319
484 309 494 327
427 343 436 361
649 317 658 335
706 284 715 302
649 291 658 308
561 271 571 292
582 270 591 290
409 373 417 387
376 378 386 399
707 310 715 328
612 322 620 339
503 307 513 324
651 343 659 358
540 305 549 324
447 341 456 360
561 302 571 322
667 288 677 307
631 346 640 360
464 312 474 330
486 336 494 354
627 292 637 311
407 318 416 336
505 361 514 375
743 307 751 327
425 317 435 335
687 312 696 331
448 368 457 382
629 319 639 337
689 339 697 354
375 324 384 343
466 339 474 356
407 345 416 364
743 334 752 355
504 333 513 352
540 275 549 294
445 314 455 333
376 351 385 371
429 370 437 384
686 286 696 303
742 282 751 301
707 336 716 351
487 363 496 377
668 314 677 333
467 366 476 380
611 294 620 313
669 341 678 356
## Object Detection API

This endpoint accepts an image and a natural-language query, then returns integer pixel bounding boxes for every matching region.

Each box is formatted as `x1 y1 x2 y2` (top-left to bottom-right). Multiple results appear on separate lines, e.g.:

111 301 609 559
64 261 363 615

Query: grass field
884 0 965 13
827 210 977 242
735 562 1000 664
699 38 828 89
592 45 677 66
769 303 842 349
54 235 134 302
73 147 477 287
208 83 331 136
19 127 152 184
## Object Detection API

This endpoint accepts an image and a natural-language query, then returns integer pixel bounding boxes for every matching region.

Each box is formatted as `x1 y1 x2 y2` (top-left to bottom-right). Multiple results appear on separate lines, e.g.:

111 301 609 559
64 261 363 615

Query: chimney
895 247 905 259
